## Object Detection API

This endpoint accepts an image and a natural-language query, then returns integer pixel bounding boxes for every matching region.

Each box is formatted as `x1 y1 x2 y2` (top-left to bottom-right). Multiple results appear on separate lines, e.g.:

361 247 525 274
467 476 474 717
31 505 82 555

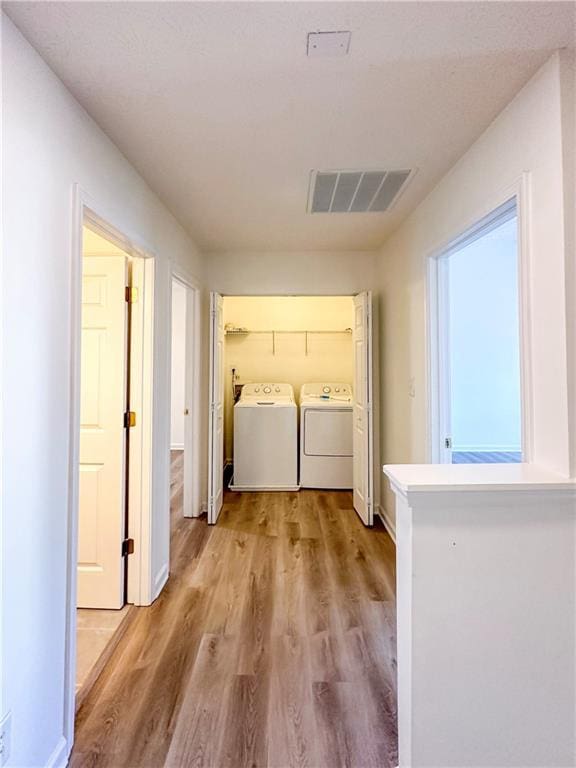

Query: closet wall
223 296 354 463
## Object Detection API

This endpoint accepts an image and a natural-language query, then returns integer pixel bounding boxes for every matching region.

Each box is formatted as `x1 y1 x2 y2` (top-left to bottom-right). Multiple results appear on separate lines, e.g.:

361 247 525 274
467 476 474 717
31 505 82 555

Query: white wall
206 250 377 296
1 15 204 768
222 296 354 461
170 280 187 449
377 50 576 520
559 49 576 483
448 216 521 452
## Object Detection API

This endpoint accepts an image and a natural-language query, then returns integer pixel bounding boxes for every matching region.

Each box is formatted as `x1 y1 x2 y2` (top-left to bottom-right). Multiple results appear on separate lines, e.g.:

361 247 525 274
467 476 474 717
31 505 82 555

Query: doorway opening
75 224 135 706
207 292 374 527
64 197 156 748
429 198 526 464
170 274 201 526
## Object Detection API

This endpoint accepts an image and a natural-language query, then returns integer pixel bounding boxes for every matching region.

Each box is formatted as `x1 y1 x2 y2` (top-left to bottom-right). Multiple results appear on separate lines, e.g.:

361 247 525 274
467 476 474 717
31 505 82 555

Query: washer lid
300 397 352 409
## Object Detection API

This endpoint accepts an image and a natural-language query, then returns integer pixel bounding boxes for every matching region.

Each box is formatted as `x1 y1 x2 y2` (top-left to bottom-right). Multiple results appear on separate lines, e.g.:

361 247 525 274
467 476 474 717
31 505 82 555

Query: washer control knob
323 386 331 394
263 386 272 394
254 387 260 393
275 386 280 392
335 387 340 393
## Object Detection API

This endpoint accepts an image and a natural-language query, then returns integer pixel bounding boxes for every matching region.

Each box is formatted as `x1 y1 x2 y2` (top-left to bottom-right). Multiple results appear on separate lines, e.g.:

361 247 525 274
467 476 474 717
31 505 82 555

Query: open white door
78 255 128 608
183 283 197 517
352 290 374 526
208 292 224 524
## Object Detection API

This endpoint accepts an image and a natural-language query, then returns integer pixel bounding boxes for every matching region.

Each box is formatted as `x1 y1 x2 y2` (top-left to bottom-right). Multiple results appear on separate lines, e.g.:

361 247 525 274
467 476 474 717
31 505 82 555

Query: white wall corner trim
45 736 69 768
153 563 170 598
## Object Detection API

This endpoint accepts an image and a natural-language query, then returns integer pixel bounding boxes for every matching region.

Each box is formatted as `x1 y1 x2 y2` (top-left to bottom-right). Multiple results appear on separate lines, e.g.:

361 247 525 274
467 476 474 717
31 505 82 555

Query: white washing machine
231 383 298 491
299 383 353 489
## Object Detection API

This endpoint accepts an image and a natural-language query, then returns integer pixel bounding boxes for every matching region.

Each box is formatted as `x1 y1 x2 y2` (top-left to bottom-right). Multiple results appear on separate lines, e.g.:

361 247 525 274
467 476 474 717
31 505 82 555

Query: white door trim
426 174 533 464
64 185 156 755
427 255 452 464
171 269 202 518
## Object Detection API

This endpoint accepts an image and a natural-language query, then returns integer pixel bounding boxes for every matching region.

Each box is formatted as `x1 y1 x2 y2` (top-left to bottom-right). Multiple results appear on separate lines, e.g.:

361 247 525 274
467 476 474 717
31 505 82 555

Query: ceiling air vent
308 169 412 213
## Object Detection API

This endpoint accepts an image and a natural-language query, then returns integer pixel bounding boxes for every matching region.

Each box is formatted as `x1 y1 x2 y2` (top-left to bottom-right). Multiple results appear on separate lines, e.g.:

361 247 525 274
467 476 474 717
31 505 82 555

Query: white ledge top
383 463 576 493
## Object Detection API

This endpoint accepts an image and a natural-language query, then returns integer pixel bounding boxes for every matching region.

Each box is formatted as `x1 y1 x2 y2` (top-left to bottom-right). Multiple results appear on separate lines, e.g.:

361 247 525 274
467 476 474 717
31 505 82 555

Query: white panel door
78 255 128 608
353 291 374 526
208 292 224 524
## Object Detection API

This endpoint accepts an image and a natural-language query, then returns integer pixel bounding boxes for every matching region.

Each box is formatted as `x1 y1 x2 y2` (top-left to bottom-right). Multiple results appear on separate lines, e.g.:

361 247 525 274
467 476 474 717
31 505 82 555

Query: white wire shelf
225 328 352 355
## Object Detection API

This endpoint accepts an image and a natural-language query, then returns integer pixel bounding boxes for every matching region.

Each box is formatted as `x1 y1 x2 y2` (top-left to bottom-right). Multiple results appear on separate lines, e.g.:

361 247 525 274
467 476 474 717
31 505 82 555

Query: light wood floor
70 452 398 767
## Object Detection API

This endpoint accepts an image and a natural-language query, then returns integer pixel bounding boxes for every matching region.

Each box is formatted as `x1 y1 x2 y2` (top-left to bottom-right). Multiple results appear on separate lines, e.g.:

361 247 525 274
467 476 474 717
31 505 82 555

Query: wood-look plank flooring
70 452 398 767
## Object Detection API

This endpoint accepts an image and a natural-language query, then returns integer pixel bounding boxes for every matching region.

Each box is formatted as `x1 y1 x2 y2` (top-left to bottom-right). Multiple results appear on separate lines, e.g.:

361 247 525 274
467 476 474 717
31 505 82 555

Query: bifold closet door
208 292 224 524
352 290 374 526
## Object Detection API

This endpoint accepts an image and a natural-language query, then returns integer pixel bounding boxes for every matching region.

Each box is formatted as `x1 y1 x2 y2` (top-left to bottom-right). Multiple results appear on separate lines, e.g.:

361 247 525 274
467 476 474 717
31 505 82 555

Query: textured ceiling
5 2 575 252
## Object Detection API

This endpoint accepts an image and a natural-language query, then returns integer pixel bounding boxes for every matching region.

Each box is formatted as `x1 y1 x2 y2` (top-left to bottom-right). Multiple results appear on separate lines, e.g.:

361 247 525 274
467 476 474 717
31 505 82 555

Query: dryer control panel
300 382 352 400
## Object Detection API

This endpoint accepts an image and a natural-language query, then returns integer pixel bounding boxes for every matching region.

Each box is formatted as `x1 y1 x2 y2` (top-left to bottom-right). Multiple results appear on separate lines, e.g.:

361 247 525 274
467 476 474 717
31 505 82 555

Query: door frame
64 185 156 749
205 290 376 524
170 269 202 518
426 175 534 463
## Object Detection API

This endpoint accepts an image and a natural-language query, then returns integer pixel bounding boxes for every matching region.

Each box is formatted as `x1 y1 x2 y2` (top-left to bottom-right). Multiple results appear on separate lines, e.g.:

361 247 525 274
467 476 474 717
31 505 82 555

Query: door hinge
122 538 135 556
125 286 138 303
445 437 452 449
124 411 136 428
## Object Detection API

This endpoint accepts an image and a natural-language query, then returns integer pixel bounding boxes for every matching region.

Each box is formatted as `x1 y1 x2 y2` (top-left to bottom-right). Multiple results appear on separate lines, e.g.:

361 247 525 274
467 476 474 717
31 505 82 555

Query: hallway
70 454 398 767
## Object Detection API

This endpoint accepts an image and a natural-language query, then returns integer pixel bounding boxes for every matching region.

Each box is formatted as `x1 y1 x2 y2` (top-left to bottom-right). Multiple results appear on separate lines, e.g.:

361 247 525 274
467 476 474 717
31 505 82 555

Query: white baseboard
46 736 68 768
170 443 184 451
376 503 396 543
229 483 300 492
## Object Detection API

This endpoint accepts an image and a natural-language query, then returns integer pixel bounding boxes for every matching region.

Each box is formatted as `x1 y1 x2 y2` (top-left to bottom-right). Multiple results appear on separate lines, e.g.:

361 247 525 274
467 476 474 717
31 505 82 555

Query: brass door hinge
125 286 139 303
122 538 135 556
124 411 136 428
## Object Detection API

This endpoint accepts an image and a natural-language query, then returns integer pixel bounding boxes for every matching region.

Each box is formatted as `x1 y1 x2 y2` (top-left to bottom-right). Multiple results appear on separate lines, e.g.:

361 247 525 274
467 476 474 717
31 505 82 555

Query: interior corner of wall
45 735 69 768
377 502 396 543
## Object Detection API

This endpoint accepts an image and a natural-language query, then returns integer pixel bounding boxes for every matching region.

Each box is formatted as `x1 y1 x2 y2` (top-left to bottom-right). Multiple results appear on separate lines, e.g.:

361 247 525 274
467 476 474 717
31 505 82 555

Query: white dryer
231 383 298 491
299 383 353 489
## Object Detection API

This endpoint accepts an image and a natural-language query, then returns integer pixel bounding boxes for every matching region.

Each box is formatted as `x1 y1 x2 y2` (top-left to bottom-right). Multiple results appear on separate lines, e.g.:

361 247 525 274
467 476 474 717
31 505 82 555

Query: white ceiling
5 2 575 252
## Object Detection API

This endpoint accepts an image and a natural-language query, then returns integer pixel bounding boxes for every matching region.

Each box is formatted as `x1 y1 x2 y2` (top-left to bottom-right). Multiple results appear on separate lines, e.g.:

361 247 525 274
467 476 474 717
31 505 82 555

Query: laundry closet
208 290 374 525
223 296 354 480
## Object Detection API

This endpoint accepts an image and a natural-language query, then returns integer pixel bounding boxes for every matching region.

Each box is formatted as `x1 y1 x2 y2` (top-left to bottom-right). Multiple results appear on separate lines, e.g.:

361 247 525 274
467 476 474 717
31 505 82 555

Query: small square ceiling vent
307 31 351 57
308 169 413 213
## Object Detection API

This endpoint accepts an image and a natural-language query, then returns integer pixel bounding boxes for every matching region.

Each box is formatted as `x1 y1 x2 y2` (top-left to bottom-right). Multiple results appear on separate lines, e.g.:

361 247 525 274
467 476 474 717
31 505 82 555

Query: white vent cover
307 31 351 58
309 169 412 213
